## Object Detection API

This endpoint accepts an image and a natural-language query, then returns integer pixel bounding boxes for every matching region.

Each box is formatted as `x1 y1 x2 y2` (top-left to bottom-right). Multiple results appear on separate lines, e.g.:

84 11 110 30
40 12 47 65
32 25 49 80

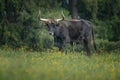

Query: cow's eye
56 23 60 26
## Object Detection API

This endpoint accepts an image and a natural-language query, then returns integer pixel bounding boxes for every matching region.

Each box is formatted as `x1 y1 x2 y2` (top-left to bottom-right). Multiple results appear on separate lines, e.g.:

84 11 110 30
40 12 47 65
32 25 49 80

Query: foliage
0 49 120 80
0 0 120 51
94 19 120 41
0 0 62 51
96 39 120 52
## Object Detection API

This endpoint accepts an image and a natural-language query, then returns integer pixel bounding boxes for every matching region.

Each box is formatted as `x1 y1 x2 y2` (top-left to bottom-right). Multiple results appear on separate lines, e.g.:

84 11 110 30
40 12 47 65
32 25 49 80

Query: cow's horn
56 18 62 22
40 18 49 22
61 10 65 20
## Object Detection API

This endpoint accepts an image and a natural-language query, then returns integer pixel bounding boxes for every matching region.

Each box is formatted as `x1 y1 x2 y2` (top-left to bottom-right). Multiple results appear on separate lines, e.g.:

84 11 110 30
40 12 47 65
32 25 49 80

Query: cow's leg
58 43 64 51
58 40 68 54
83 39 91 56
62 40 69 54
61 35 70 54
72 42 76 53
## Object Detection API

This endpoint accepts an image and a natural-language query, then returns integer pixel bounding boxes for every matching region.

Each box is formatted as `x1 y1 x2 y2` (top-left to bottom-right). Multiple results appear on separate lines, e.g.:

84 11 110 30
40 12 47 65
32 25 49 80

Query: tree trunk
69 0 78 19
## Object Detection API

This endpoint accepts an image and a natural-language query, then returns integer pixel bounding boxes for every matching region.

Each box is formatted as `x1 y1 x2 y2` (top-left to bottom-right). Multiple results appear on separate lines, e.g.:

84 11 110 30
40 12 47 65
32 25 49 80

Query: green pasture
0 49 120 80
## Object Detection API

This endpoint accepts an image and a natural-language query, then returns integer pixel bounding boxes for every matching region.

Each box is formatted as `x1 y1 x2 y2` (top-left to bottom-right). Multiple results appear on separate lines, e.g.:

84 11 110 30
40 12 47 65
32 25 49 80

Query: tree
69 0 78 19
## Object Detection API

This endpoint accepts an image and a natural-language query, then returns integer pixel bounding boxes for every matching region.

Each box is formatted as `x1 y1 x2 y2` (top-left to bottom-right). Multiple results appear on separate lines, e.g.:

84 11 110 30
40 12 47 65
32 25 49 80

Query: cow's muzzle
49 32 54 36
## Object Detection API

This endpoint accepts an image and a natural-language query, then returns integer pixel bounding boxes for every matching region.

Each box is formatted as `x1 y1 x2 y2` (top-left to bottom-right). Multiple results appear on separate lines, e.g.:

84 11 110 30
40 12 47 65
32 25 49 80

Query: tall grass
0 49 120 80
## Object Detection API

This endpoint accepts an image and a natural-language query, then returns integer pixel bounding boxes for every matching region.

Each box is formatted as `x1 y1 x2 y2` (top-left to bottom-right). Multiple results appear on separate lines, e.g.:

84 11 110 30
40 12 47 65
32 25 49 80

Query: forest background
0 0 120 52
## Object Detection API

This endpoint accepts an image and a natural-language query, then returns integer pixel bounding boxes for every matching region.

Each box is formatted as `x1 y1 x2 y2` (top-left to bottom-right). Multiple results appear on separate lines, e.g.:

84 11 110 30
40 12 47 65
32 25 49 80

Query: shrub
96 39 120 52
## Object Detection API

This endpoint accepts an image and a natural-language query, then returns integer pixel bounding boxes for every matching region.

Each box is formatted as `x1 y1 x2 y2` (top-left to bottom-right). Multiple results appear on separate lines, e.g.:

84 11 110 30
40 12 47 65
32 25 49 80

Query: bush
32 27 54 51
96 39 120 52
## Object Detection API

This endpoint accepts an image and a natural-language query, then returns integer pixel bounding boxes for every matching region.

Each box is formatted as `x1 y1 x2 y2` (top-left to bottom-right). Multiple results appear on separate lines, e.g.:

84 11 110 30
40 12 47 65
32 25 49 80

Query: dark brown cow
40 18 97 56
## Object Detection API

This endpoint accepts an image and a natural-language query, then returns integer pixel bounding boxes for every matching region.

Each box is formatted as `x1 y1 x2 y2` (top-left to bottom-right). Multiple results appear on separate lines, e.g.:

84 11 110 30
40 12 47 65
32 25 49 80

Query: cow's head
40 11 65 35
40 18 63 36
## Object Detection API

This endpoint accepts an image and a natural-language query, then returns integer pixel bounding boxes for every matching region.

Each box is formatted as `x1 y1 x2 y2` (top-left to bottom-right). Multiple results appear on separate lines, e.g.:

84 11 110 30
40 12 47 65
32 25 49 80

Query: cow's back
59 19 91 43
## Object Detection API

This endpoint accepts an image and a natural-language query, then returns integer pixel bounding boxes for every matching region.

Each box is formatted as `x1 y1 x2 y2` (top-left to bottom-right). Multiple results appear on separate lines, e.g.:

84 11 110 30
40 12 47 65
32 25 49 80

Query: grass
0 49 120 80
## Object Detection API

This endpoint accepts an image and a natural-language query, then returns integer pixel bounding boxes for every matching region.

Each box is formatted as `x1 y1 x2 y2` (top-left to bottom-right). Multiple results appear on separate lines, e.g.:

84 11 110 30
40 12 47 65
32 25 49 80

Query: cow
40 18 97 56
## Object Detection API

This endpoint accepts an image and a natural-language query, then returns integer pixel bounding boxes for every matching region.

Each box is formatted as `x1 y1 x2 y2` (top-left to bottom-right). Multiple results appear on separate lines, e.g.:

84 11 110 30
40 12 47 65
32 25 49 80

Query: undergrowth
0 49 120 80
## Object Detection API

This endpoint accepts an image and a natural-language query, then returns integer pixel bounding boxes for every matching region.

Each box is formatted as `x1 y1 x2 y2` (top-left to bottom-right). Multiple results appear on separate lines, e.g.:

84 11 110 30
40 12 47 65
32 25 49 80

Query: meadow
0 49 120 80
